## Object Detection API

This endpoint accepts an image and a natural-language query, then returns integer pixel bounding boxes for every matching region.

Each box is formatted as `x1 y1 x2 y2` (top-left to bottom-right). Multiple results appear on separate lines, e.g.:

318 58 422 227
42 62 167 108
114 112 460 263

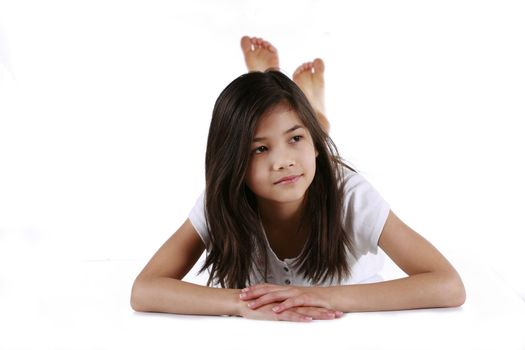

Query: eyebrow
252 125 304 142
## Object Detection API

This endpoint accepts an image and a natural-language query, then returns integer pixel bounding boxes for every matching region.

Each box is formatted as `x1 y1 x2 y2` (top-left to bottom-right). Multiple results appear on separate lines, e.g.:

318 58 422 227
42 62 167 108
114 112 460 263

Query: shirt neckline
258 220 306 264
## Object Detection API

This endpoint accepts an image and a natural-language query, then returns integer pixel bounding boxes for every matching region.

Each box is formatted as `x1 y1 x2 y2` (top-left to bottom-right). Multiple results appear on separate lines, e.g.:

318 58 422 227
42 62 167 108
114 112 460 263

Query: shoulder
187 191 209 248
336 164 369 196
337 163 390 255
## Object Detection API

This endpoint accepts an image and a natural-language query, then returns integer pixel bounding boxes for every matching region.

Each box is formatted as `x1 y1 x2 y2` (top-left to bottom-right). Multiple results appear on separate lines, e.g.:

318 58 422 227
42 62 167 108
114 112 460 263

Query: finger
327 309 345 318
240 284 286 300
276 310 313 323
242 283 272 292
240 284 266 299
293 307 337 320
272 295 308 313
247 290 300 309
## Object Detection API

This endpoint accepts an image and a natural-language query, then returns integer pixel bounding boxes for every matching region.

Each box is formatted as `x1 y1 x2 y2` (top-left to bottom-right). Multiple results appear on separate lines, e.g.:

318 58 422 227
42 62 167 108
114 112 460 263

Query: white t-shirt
188 167 390 286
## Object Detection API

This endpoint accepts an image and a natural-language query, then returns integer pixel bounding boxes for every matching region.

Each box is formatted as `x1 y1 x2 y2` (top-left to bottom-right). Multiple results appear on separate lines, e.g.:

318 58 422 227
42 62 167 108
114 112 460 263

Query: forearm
324 271 466 312
131 277 241 316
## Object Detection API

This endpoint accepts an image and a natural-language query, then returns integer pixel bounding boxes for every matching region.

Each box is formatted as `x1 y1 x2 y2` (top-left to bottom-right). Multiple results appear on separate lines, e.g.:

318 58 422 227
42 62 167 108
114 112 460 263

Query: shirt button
285 279 291 285
283 267 289 272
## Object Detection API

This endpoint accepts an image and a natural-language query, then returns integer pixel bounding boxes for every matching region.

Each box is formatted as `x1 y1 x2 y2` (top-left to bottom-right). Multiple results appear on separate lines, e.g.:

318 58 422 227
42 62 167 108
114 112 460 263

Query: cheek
301 145 318 169
245 160 262 189
307 155 317 174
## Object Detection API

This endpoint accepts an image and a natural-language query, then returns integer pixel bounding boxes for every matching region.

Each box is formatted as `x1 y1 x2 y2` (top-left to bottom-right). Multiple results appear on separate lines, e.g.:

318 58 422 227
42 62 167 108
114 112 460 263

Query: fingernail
336 311 343 317
242 288 249 292
239 293 246 299
247 302 254 308
272 306 280 312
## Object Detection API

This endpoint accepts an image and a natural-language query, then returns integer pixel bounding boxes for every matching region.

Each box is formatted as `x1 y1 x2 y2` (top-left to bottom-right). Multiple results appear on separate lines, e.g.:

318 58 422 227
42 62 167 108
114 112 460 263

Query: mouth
274 174 303 185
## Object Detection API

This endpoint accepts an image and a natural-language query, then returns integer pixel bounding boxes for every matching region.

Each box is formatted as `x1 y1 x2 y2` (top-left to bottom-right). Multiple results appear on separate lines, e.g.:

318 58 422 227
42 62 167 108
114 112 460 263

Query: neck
257 196 306 235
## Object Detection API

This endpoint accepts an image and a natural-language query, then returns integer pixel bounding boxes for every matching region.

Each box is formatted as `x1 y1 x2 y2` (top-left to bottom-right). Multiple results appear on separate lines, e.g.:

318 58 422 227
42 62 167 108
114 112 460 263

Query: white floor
1 1 525 349
1 246 524 350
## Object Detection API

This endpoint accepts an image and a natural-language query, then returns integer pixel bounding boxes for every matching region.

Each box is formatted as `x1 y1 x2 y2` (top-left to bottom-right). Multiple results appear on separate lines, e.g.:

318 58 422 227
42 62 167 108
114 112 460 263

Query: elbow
453 282 467 307
442 271 466 308
130 277 150 312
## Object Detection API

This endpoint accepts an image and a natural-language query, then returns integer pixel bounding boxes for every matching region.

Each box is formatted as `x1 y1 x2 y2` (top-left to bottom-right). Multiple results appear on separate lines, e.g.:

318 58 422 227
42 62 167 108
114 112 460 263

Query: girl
130 36 466 322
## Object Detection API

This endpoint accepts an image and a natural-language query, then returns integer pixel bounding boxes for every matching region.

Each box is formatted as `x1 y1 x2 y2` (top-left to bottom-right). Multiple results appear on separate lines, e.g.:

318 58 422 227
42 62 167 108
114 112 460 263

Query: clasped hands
237 283 344 322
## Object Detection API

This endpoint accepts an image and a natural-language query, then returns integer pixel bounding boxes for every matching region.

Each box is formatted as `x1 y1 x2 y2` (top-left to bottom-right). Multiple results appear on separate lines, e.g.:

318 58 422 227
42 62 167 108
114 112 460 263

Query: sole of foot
292 58 326 116
240 36 280 72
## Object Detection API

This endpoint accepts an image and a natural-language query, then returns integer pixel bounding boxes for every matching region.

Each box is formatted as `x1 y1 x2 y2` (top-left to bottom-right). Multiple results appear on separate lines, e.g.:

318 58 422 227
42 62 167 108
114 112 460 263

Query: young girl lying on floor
131 36 466 322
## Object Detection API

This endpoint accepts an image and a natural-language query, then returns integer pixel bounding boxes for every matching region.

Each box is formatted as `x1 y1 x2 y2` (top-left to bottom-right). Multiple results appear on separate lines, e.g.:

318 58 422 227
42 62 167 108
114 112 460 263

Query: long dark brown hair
198 70 356 288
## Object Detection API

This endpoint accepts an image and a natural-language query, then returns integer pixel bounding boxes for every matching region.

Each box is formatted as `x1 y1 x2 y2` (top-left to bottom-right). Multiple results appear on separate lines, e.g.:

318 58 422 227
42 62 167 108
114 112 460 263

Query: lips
274 174 302 185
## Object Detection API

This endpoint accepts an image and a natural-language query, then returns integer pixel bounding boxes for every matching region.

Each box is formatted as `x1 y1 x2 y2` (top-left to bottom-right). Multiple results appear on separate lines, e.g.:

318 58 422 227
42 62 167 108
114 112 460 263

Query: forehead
254 104 303 134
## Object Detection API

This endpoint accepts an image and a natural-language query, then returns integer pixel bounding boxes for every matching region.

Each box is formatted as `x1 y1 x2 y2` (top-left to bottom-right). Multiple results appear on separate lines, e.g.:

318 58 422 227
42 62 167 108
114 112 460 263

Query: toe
263 40 276 53
240 36 252 53
307 62 315 72
299 62 313 74
313 58 325 73
293 66 303 79
293 63 308 79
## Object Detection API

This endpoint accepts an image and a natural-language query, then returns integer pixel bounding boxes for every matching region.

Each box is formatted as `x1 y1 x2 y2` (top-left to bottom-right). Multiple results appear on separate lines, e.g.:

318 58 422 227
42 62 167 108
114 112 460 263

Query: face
244 103 318 206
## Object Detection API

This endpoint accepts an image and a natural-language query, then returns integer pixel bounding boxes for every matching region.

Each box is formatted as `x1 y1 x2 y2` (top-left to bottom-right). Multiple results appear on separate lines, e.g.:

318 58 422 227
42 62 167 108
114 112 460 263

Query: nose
271 149 295 171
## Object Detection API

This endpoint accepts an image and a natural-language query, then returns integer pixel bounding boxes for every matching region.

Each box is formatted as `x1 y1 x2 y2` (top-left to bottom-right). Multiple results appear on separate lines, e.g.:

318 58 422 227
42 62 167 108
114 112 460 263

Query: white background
1 1 524 349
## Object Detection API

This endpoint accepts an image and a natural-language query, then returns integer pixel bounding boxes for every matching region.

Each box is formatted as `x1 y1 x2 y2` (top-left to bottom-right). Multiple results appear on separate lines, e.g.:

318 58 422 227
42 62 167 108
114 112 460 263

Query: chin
265 189 308 204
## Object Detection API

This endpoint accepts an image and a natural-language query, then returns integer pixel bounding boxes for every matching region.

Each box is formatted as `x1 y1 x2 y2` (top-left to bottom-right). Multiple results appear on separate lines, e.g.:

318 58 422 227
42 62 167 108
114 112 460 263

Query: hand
239 283 343 319
238 301 342 322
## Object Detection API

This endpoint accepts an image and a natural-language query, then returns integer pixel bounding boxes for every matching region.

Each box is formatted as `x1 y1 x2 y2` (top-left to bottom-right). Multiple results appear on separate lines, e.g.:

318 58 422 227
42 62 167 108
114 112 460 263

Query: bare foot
240 36 280 72
293 58 329 132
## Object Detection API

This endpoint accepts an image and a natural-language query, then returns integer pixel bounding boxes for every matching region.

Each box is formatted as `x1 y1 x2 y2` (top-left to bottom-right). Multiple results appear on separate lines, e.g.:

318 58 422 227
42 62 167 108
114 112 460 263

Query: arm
241 210 466 313
131 219 339 321
130 218 241 316
326 210 466 311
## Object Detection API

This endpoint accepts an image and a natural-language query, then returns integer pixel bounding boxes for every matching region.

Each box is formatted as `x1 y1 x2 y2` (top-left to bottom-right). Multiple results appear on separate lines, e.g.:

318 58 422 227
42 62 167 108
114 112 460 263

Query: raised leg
240 36 329 133
293 58 329 134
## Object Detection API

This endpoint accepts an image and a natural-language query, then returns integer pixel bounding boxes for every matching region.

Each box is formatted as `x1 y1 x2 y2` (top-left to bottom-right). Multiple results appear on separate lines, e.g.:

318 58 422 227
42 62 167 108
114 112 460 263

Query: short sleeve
188 191 210 248
342 169 390 256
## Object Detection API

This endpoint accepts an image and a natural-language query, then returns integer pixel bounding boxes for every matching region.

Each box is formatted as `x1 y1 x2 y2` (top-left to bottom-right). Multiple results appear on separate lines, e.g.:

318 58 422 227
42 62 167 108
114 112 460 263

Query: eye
291 135 303 143
253 146 267 154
